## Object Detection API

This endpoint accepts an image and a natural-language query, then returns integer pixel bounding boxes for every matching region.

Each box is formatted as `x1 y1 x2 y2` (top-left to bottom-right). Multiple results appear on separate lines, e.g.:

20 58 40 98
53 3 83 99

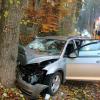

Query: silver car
16 36 100 98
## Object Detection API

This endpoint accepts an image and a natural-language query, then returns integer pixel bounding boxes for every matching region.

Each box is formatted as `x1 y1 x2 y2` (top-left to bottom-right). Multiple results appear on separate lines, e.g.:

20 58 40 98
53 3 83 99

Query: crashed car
16 36 100 97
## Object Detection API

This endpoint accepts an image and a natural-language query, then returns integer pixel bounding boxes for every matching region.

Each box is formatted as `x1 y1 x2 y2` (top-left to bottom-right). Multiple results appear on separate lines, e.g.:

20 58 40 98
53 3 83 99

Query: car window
78 40 100 57
29 39 45 51
28 38 66 55
80 40 100 51
64 40 75 56
75 39 82 48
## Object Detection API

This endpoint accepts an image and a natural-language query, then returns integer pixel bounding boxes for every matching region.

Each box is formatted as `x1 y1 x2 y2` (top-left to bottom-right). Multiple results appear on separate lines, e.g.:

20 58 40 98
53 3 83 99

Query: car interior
65 42 75 57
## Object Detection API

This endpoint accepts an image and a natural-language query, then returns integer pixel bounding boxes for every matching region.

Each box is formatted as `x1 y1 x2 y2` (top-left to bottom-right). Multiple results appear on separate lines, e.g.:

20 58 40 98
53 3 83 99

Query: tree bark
0 0 27 87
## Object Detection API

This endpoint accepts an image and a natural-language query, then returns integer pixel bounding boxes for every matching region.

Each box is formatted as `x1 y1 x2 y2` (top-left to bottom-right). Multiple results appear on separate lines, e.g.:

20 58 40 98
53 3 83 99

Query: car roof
37 36 67 40
36 35 92 41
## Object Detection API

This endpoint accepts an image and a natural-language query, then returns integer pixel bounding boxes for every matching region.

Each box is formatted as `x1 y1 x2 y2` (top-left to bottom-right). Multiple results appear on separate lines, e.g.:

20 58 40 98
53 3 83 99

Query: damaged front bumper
16 77 48 98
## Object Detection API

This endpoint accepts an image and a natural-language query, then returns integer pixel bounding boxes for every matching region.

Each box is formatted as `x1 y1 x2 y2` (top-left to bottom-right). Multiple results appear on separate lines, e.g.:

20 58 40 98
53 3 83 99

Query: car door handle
96 60 100 63
97 53 100 55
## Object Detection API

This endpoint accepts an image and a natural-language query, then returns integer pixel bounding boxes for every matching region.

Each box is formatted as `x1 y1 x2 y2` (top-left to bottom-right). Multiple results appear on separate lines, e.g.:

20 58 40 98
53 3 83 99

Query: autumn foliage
19 0 82 45
25 0 59 33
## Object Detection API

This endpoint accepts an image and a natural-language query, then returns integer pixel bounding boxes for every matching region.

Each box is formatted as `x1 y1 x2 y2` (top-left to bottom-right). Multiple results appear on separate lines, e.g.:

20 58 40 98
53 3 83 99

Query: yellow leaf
17 0 21 4
22 97 25 100
9 0 13 4
24 21 27 25
27 20 30 23
4 11 9 18
20 21 23 24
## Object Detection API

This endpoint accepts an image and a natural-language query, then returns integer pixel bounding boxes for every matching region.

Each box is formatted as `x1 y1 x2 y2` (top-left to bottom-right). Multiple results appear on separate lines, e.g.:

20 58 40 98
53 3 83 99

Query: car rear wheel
44 72 62 96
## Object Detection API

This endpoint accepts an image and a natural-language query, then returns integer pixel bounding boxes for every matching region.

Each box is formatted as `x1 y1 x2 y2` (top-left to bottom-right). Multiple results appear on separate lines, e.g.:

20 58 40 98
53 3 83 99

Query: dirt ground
37 81 100 100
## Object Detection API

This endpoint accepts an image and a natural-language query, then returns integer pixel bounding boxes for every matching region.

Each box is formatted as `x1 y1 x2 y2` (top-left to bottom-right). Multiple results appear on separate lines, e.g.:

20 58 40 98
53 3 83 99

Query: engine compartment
17 59 58 85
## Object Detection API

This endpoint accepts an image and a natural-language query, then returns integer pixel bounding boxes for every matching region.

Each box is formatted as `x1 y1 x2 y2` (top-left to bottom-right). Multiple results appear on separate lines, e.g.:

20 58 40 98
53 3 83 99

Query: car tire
44 72 62 96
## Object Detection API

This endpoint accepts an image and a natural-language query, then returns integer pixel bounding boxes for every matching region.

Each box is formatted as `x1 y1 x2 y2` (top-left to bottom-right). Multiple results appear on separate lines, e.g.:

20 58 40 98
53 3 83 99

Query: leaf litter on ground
38 81 100 100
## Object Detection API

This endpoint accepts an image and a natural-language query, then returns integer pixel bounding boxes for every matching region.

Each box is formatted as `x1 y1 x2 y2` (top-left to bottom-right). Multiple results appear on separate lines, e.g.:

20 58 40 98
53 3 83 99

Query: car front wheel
44 72 62 95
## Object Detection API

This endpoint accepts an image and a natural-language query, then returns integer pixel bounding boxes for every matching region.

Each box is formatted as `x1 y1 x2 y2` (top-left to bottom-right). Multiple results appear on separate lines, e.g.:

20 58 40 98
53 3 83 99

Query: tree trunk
0 0 27 87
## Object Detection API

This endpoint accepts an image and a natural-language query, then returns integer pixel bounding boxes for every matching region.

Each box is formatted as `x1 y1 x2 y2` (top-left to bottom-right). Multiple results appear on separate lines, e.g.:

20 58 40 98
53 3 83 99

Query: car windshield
28 38 66 55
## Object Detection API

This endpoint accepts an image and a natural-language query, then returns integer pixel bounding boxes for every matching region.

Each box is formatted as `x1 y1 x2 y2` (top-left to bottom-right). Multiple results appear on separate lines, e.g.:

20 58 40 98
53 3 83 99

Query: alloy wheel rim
51 75 61 93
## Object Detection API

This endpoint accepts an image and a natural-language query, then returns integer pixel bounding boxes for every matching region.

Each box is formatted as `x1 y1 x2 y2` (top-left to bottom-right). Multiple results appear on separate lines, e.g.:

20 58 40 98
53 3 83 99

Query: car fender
43 59 66 75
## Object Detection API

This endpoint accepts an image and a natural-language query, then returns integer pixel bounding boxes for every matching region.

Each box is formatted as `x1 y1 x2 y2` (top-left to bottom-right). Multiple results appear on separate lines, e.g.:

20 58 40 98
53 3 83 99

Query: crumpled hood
25 46 60 64
27 55 60 64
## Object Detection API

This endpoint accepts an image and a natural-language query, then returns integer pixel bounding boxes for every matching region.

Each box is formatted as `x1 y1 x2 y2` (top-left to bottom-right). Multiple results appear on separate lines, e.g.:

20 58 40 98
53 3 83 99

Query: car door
66 39 100 80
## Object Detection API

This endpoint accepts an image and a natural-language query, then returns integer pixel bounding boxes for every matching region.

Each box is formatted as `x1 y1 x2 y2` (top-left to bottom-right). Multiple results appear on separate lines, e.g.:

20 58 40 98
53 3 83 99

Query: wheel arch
46 69 64 84
57 70 64 83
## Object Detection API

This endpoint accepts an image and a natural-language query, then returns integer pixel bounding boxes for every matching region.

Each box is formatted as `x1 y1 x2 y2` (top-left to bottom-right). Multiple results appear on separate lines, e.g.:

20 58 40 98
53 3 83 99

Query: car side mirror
68 52 77 58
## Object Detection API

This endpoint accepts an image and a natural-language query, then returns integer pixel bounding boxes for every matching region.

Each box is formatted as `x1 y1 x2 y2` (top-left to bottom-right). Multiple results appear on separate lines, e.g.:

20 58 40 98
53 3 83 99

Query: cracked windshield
28 38 66 55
